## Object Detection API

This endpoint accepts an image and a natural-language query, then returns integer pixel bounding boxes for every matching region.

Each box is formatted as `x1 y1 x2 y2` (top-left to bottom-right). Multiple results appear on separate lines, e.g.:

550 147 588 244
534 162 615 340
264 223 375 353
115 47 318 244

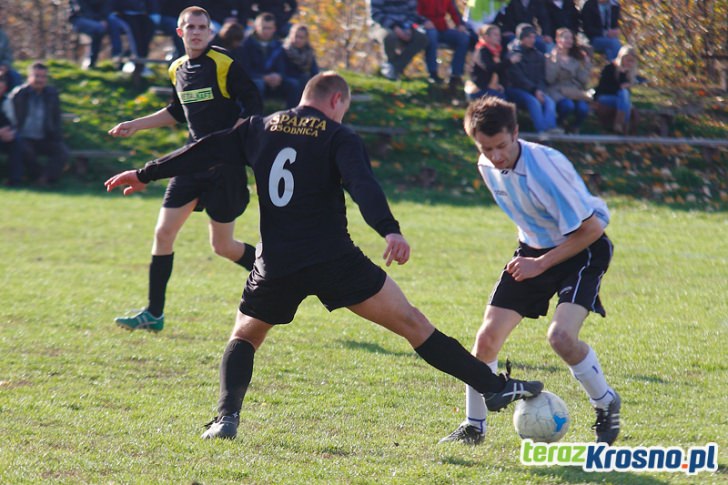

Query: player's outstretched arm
104 170 147 196
383 233 410 266
108 109 177 137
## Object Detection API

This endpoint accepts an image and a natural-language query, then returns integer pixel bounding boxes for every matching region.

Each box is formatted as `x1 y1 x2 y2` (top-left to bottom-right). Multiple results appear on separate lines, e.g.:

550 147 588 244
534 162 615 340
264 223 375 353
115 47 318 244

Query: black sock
415 329 505 394
147 253 173 317
217 338 255 417
234 243 256 271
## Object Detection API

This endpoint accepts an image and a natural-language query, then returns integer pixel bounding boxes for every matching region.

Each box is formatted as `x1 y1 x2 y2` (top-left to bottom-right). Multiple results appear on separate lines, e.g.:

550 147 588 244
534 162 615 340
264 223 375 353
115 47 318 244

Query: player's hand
104 170 147 195
505 256 545 281
108 121 138 138
383 233 410 266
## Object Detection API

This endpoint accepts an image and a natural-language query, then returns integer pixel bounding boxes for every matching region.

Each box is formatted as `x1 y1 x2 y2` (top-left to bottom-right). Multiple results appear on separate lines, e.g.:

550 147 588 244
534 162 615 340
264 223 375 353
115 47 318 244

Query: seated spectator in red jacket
418 0 471 89
4 63 69 186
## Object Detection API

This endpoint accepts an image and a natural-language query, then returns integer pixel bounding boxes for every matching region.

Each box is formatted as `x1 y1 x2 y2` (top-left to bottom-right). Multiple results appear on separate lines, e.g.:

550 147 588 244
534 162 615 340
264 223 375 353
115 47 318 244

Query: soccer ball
513 391 570 443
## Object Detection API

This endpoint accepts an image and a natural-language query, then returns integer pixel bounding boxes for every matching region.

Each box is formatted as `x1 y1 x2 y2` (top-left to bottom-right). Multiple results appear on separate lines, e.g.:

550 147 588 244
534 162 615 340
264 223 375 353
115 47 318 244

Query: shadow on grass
338 339 412 358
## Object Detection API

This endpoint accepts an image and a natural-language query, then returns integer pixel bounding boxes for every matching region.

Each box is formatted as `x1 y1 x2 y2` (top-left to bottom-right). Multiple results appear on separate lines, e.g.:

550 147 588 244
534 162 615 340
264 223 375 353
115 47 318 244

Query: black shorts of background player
105 71 544 440
107 6 263 332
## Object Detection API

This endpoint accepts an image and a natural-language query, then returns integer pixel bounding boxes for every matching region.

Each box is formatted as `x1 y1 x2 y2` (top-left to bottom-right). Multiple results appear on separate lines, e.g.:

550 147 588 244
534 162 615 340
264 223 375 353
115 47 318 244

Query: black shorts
239 249 387 325
162 164 249 223
489 234 613 318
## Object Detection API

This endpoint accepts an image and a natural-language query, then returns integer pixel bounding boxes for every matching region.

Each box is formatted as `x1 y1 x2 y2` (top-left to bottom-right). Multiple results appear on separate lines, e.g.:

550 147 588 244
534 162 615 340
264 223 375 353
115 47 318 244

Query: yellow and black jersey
166 45 262 141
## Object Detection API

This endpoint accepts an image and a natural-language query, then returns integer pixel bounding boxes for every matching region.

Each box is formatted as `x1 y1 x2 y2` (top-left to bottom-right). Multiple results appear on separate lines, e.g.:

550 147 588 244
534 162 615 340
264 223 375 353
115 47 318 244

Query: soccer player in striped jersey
440 96 620 446
105 72 544 440
107 6 262 333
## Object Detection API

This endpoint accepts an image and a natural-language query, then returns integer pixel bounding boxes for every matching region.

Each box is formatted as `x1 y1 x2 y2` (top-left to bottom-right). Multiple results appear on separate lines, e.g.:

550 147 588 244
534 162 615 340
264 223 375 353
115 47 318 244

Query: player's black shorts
162 164 249 223
489 234 613 319
239 248 387 325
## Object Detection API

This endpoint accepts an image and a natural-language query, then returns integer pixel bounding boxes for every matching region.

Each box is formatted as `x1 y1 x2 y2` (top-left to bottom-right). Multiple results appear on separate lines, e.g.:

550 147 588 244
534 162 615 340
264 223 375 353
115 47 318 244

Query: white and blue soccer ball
513 391 570 443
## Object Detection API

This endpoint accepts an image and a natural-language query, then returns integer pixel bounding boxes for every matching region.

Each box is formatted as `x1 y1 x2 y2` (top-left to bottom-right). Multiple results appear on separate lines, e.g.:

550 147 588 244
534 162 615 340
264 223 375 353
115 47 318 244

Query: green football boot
114 309 164 332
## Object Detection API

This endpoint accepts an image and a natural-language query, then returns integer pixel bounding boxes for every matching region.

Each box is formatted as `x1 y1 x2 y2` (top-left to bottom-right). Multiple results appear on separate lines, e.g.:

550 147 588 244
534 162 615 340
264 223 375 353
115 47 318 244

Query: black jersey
167 45 262 141
138 106 401 278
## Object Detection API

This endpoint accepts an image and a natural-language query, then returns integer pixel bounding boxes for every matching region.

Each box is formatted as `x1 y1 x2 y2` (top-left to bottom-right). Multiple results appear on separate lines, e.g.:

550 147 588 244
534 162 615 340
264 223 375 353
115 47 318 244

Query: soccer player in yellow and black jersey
105 71 543 440
108 6 262 332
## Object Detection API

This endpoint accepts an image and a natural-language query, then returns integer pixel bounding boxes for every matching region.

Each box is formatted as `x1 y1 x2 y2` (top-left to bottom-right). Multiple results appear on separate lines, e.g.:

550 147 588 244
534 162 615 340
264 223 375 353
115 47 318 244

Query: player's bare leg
115 201 196 332
550 302 620 444
441 306 522 444
349 277 542 411
208 219 256 270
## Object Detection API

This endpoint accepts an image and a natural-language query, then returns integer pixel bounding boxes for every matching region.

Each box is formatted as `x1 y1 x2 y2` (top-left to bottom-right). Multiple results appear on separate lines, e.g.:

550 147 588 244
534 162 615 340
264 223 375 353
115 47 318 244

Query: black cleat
483 376 544 412
201 414 239 440
593 391 621 445
438 424 485 445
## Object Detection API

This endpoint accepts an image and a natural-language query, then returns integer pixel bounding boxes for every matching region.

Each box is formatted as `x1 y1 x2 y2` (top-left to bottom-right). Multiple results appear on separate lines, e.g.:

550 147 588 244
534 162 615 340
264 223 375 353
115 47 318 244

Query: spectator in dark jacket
69 0 125 69
278 24 319 104
250 0 297 37
240 12 298 107
0 72 25 186
581 0 620 61
4 63 69 185
467 23 510 100
543 0 579 39
497 0 551 52
594 44 639 134
505 23 559 133
369 0 429 81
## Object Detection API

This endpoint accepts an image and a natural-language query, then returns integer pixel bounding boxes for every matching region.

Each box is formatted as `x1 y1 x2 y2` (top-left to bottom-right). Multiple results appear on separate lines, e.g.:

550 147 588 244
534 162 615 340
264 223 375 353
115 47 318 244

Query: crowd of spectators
0 0 646 186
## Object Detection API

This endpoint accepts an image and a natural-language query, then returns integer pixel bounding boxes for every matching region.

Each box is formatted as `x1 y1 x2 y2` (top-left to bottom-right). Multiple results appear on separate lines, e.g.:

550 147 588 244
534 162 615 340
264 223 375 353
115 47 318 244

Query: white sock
465 359 498 433
569 346 614 409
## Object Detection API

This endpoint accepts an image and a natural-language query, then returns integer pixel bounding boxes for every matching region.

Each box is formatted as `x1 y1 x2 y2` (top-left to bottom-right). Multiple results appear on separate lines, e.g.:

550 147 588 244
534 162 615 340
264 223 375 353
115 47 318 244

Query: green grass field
0 186 726 484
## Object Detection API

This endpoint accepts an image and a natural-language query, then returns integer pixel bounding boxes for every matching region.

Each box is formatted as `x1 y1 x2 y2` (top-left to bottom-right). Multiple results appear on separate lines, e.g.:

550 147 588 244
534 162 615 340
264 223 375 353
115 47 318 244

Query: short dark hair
257 12 276 24
464 96 517 137
29 62 48 74
219 21 245 46
302 71 350 103
178 6 211 28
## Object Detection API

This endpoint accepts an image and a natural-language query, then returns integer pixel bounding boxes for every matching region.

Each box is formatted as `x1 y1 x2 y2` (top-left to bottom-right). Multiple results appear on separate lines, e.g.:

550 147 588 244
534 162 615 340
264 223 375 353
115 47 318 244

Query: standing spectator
4 63 70 186
594 44 639 134
368 0 429 81
0 6 23 89
506 23 559 134
279 24 319 105
498 0 552 53
581 0 621 61
0 72 25 187
104 71 544 441
545 27 591 133
111 0 160 75
467 24 511 100
418 0 471 89
543 0 580 40
240 12 299 108
107 6 262 332
463 0 507 33
249 1 297 37
69 0 126 69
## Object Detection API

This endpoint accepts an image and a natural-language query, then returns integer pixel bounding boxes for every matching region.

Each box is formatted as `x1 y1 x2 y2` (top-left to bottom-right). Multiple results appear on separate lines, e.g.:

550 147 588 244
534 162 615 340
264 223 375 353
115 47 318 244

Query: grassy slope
6 59 727 210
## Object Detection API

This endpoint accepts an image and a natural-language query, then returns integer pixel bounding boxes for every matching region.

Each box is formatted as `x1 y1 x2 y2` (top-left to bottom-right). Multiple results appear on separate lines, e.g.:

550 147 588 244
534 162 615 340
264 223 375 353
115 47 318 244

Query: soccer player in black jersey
105 71 543 440
108 6 263 333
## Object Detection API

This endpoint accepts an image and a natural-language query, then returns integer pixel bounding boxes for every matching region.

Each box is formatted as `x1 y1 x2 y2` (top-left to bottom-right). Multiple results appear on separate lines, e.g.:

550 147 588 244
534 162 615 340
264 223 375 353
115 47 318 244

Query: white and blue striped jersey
477 140 610 248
